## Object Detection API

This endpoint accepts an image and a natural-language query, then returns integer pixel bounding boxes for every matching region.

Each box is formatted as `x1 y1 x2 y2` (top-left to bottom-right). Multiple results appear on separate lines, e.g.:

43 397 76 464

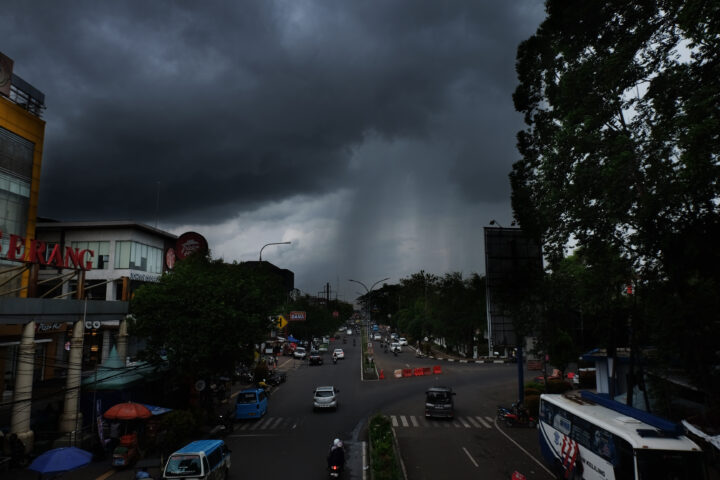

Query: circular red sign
165 247 176 269
175 232 209 260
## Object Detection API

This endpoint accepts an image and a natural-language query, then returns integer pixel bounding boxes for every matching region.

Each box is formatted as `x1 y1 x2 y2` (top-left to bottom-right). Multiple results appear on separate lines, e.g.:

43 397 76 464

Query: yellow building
0 51 46 297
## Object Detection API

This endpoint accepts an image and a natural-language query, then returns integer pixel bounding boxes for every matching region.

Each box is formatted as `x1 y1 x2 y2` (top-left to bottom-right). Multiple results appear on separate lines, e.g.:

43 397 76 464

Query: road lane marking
458 417 471 428
96 470 115 480
462 447 479 467
475 416 491 428
466 417 480 428
485 416 494 425
391 415 398 427
410 415 419 427
494 417 554 476
270 417 284 428
400 415 409 427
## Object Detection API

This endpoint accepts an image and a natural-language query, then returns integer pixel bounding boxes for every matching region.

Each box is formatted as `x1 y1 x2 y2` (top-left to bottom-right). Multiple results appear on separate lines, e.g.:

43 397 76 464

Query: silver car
313 386 339 411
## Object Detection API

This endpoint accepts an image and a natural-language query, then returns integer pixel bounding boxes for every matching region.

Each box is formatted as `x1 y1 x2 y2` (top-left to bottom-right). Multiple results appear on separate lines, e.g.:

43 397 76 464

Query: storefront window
114 241 162 273
71 241 110 269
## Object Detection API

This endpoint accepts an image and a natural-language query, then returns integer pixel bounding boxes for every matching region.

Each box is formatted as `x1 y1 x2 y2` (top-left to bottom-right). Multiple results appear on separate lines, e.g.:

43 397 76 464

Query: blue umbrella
28 446 93 474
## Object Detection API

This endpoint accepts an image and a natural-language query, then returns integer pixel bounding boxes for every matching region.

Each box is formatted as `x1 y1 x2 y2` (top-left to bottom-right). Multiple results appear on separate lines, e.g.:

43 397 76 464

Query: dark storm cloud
2 0 543 226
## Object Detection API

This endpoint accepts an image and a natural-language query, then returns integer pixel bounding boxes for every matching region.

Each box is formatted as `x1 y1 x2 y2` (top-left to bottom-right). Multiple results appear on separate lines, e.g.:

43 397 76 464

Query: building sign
175 232 208 260
0 232 94 270
165 247 176 270
36 322 66 334
129 272 160 283
289 311 306 321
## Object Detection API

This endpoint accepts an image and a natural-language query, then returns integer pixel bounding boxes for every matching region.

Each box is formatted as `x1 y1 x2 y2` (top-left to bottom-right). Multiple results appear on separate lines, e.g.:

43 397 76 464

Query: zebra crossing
389 414 496 429
230 415 301 434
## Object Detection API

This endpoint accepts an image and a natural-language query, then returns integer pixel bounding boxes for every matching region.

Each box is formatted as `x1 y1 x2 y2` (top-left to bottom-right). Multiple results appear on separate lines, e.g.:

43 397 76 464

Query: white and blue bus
538 391 707 479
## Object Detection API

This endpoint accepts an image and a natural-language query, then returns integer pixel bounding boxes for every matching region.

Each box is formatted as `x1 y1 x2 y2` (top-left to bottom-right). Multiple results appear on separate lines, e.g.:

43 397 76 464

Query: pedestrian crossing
231 415 301 433
389 414 496 429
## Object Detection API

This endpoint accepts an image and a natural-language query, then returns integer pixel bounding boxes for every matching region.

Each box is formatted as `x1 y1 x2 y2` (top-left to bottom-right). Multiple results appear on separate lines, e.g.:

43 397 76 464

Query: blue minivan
163 439 231 480
235 388 268 419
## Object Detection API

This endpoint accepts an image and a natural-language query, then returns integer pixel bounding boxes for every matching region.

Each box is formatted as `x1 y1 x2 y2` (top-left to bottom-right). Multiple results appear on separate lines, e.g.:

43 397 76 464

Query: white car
293 347 307 359
333 348 345 359
373 333 382 341
390 342 401 352
398 337 408 346
313 386 339 411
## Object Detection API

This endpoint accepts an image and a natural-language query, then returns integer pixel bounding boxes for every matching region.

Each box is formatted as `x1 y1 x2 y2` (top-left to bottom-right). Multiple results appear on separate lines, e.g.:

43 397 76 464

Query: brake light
331 465 338 471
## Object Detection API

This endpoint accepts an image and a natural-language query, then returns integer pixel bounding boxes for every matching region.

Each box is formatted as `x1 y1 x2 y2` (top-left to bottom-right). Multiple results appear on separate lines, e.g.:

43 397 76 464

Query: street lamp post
259 242 291 261
348 277 389 325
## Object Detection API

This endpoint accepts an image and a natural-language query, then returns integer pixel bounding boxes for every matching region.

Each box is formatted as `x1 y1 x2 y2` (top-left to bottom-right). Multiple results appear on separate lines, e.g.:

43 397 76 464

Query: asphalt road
11 336 554 480
223 337 555 480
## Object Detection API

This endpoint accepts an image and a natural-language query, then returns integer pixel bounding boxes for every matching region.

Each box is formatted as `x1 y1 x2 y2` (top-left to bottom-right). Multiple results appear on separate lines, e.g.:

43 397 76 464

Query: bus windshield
636 450 706 479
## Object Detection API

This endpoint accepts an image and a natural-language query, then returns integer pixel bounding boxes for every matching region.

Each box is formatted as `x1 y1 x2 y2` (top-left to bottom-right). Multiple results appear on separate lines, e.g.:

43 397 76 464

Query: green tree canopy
511 0 720 402
130 254 288 383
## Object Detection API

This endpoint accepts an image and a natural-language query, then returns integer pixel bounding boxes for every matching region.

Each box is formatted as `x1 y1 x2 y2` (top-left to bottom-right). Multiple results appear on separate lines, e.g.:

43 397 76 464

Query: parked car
398 337 408 346
309 353 323 365
425 386 455 419
293 347 307 359
313 386 339 411
333 348 345 359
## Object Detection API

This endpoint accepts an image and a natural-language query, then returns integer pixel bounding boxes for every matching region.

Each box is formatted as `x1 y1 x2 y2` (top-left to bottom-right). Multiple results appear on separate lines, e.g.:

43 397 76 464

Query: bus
538 391 707 479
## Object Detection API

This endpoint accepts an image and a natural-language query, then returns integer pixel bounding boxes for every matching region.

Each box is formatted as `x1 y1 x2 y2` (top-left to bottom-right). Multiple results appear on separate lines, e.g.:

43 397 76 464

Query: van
425 386 455 419
163 439 231 480
235 388 268 419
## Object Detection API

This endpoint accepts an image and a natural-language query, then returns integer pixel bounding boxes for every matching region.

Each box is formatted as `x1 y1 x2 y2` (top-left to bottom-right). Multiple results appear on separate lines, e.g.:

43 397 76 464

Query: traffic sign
289 311 306 321
277 315 288 329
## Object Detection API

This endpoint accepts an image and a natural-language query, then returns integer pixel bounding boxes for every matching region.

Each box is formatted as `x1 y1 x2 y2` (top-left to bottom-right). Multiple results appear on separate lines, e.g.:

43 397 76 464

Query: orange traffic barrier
422 367 432 376
402 368 413 378
394 369 403 378
433 365 442 374
379 369 384 379
512 471 526 480
414 368 424 376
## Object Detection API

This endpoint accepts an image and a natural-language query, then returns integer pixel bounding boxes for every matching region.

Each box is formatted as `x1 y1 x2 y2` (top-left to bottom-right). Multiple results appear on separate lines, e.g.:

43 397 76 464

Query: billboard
484 227 543 350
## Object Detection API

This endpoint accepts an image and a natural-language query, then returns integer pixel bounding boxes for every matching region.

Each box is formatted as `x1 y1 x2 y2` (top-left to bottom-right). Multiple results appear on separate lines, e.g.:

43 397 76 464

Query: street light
348 277 389 324
259 242 291 261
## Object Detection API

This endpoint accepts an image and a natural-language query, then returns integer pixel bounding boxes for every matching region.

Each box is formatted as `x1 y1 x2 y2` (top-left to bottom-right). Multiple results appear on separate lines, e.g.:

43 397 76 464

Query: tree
130 254 287 386
511 0 720 406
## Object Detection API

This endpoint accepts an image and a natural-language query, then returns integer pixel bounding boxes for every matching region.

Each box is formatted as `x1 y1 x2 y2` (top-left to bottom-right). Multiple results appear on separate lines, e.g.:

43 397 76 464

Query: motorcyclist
327 438 345 472
332 352 338 364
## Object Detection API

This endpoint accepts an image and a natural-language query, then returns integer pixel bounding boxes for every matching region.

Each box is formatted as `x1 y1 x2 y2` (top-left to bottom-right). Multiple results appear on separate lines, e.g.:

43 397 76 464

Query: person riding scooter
327 438 345 476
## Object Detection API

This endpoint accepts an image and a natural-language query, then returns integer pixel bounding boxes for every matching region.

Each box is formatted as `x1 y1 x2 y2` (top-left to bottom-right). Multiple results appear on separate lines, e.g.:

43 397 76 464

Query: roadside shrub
369 414 401 480
578 370 596 388
525 381 545 393
524 394 540 418
546 378 573 394
158 409 199 455
525 387 542 398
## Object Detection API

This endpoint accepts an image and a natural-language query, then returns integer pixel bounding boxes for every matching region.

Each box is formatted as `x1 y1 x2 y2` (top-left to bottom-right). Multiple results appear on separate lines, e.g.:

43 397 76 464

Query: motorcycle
499 402 536 427
328 463 343 478
332 355 338 364
216 410 235 435
267 371 286 386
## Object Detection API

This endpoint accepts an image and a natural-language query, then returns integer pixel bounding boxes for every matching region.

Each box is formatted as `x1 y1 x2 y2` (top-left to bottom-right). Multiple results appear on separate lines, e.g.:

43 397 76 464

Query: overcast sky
3 1 545 302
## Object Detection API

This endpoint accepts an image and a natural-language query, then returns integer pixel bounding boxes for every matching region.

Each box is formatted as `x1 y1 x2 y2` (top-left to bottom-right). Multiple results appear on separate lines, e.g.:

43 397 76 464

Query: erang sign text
0 232 94 270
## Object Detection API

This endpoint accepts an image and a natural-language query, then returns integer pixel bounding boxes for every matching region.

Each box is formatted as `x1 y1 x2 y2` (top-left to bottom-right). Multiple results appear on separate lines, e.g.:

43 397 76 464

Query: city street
11 336 554 480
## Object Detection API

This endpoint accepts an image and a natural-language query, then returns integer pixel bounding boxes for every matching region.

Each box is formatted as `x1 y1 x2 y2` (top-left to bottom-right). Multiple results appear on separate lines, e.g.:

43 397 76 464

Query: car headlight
425 403 433 408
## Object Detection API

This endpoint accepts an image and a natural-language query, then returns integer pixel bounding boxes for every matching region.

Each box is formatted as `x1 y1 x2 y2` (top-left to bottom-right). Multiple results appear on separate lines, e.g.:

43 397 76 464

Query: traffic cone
379 369 384 379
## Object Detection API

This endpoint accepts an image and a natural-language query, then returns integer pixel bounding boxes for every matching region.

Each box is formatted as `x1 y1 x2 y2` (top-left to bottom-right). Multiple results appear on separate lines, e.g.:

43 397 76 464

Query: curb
410 346 516 364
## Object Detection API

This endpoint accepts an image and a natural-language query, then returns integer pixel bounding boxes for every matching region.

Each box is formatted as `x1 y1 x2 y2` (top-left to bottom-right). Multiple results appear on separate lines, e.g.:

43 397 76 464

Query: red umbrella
103 401 152 420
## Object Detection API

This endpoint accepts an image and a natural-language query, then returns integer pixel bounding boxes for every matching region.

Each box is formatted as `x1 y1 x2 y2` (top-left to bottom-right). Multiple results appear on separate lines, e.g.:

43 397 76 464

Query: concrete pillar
58 321 84 436
117 316 129 365
10 321 36 452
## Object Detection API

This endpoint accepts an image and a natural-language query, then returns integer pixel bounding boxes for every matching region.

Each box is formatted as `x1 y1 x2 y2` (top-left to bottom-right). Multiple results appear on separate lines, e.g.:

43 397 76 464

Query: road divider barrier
394 369 403 378
413 368 424 376
422 367 432 376
402 368 413 378
433 365 442 374
379 369 384 379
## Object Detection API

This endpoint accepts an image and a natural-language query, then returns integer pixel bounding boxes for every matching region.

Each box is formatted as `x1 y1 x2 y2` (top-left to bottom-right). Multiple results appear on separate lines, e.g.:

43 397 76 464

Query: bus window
636 450 706 480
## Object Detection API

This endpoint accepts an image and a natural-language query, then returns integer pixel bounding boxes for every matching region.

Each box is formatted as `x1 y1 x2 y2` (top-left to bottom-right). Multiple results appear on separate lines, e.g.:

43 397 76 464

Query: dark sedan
309 353 323 365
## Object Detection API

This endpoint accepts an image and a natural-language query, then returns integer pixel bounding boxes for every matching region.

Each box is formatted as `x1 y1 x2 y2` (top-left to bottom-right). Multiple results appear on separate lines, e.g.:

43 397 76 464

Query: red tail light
331 465 338 471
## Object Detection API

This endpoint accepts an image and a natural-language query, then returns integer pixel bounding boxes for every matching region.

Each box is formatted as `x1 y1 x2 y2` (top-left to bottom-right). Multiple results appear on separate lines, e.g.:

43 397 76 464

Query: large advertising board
484 227 543 350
